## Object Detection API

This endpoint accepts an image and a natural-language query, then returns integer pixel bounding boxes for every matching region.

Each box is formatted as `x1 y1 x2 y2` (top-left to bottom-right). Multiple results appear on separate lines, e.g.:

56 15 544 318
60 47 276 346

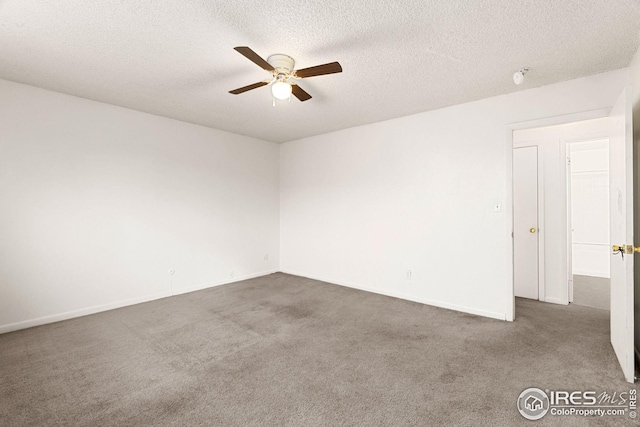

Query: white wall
280 69 627 321
0 79 280 333
513 120 610 304
570 141 609 278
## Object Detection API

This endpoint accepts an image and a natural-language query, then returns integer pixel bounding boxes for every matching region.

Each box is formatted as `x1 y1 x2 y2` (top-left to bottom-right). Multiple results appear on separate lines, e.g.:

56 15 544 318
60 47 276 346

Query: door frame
505 108 612 321
566 144 574 303
563 136 610 304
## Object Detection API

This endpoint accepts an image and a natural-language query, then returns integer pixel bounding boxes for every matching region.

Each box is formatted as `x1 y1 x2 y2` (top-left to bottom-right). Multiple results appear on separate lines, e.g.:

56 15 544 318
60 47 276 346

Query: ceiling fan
229 46 342 103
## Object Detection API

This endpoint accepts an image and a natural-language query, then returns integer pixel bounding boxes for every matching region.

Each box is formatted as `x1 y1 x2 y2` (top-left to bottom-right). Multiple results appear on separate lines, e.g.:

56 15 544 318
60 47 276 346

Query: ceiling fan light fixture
272 81 292 100
230 46 342 103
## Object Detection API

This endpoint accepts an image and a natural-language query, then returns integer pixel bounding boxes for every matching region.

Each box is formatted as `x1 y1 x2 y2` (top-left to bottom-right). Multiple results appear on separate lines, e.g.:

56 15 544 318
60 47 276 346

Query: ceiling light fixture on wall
513 68 531 85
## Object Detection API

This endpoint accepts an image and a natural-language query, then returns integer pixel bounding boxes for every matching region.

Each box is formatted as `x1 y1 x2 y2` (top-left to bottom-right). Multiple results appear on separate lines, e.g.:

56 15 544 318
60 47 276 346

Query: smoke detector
513 68 531 85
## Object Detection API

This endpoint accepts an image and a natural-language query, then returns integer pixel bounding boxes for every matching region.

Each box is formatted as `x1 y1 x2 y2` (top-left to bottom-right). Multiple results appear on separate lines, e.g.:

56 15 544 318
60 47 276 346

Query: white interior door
514 146 539 300
608 87 635 383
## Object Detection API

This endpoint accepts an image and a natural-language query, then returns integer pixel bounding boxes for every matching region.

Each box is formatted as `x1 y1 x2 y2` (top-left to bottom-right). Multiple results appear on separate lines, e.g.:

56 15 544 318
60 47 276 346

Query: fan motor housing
267 54 295 75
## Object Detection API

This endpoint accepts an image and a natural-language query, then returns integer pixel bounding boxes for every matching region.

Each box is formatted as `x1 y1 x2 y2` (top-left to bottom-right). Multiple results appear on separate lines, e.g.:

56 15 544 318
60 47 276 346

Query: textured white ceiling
1 0 639 143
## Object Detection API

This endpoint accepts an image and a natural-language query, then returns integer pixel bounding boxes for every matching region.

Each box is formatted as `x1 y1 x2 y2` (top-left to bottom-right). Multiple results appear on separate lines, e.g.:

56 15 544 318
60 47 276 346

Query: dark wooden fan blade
295 62 342 78
291 84 312 101
229 81 268 95
234 46 274 71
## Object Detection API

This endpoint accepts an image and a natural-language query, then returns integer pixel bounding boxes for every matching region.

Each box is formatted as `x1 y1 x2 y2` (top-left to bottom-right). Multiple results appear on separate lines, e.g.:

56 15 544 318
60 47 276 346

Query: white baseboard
544 296 569 305
572 270 610 279
0 291 171 335
0 269 278 335
280 269 507 321
171 269 278 296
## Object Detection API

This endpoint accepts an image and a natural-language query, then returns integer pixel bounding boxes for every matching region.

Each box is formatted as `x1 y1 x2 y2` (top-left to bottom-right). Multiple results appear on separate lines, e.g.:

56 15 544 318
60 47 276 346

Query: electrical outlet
230 271 235 279
406 270 412 280
264 254 269 261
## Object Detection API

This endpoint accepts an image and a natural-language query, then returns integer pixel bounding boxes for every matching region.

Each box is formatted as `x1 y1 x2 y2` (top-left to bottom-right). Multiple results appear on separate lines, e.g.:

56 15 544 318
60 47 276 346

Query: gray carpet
573 274 610 311
0 273 636 426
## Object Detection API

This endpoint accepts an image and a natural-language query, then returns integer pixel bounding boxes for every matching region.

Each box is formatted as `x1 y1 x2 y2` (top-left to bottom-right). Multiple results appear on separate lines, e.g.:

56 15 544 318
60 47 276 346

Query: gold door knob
529 227 536 233
612 245 638 254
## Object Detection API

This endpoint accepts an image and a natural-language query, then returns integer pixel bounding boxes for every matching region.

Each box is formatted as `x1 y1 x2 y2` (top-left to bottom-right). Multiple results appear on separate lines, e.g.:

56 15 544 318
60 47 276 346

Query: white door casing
566 150 573 303
608 87 635 383
514 146 539 300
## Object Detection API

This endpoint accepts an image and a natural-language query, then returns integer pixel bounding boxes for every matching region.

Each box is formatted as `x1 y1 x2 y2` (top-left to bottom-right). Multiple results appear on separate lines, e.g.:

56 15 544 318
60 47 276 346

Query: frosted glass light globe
272 81 292 100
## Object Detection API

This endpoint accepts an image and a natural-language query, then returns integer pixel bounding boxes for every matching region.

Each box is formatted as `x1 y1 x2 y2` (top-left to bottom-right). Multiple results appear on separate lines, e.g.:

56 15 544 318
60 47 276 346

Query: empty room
1 1 640 426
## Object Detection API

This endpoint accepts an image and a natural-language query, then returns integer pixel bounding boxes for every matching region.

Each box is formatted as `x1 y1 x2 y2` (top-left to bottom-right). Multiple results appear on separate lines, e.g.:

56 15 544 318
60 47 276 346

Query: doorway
510 88 635 383
512 117 610 305
567 139 610 310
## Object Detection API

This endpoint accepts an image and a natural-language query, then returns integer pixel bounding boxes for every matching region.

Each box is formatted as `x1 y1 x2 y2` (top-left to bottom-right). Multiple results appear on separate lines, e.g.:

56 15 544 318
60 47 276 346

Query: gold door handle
529 227 536 233
612 245 640 254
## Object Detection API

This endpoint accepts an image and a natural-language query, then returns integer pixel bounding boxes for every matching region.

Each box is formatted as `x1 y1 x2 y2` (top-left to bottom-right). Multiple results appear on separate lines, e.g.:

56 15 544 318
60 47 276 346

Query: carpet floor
573 274 610 311
0 273 636 426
